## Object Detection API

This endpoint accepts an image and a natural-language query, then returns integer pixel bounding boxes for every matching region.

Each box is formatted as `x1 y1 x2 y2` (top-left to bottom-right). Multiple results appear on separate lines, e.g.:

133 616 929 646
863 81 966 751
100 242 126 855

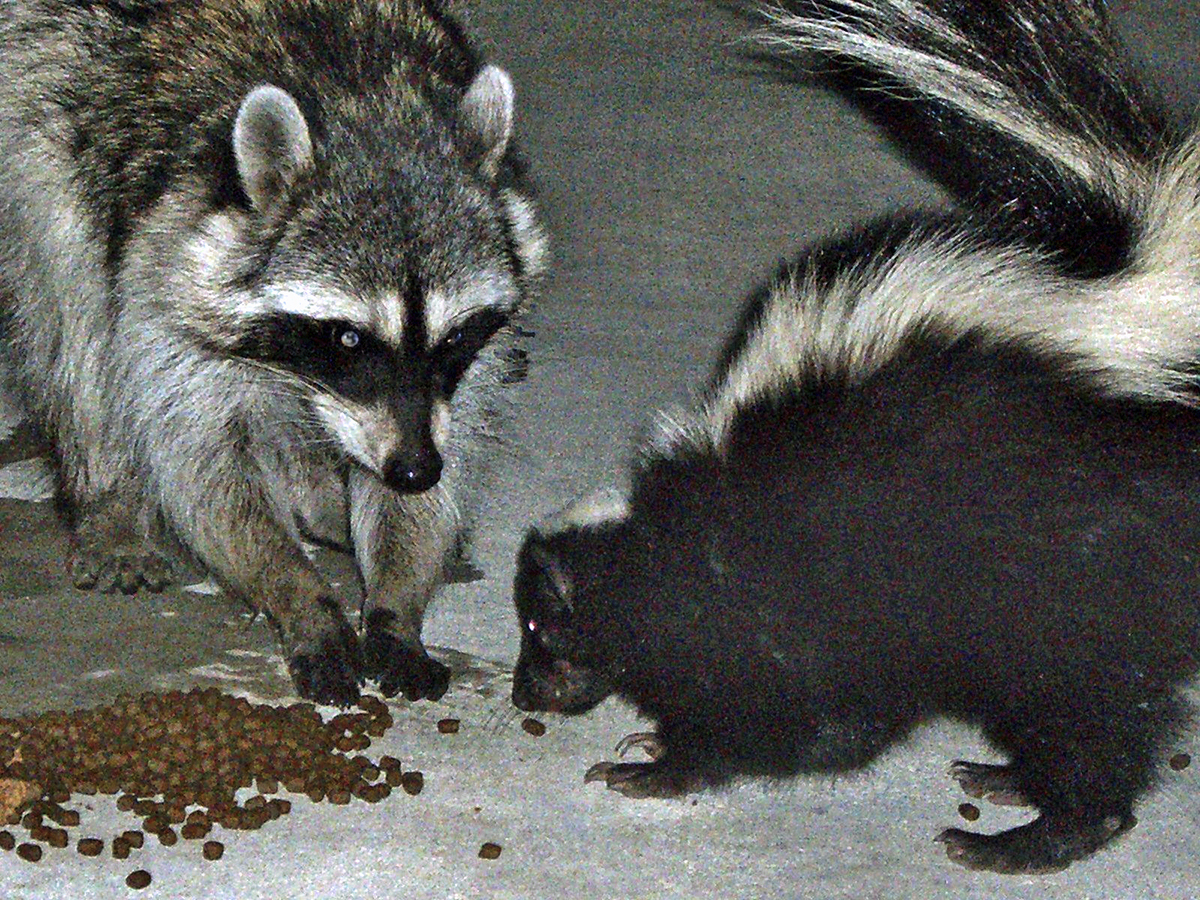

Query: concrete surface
1 1 1199 897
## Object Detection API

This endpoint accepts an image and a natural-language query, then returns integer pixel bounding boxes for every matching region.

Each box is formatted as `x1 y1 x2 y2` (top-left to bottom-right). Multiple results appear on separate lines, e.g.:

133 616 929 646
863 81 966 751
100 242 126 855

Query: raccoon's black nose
382 451 443 493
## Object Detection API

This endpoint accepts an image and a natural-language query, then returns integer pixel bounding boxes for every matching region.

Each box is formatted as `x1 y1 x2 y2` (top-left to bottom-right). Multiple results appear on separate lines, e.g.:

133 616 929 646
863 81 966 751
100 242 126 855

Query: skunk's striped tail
753 0 1177 276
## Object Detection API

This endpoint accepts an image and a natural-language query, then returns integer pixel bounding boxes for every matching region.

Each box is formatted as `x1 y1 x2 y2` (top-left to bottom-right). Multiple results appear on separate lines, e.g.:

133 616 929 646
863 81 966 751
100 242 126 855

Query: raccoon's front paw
70 546 172 595
287 625 361 708
360 625 450 702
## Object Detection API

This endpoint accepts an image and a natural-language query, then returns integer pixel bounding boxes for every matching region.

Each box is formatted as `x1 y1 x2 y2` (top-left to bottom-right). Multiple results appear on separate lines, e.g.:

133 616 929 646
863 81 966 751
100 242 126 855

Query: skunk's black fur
512 0 1200 875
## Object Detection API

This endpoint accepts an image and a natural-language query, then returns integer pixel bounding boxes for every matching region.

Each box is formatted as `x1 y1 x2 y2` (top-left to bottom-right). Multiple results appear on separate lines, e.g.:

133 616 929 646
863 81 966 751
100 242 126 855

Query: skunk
511 0 1200 875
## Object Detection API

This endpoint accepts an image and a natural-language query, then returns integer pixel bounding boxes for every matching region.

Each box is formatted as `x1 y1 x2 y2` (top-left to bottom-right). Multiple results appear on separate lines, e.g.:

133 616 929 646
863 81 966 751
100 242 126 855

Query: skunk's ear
525 539 574 619
458 64 514 180
233 84 313 212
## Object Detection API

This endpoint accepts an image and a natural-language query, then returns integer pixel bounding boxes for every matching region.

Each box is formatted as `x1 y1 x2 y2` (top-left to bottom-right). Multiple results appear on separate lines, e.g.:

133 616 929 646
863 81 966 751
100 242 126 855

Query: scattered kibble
478 842 502 860
437 718 460 734
202 839 225 861
1170 752 1191 771
16 842 42 862
0 830 14 851
126 869 152 889
958 803 980 822
520 717 546 737
77 837 104 857
401 771 424 796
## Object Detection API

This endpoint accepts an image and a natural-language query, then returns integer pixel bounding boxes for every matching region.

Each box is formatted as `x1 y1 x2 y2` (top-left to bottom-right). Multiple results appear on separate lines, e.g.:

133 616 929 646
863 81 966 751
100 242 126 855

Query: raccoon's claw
360 627 450 702
583 759 695 799
287 629 362 708
936 812 1135 874
948 760 1032 807
70 548 172 595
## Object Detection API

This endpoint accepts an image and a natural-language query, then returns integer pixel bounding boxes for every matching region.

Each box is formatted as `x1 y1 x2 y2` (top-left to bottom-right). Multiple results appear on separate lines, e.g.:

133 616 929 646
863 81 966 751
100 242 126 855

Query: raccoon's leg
67 485 172 595
157 466 361 706
350 470 455 702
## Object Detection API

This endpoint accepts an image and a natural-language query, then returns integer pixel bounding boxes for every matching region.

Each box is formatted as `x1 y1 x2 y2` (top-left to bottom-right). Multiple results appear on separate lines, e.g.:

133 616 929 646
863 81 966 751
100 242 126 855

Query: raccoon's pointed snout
382 446 443 493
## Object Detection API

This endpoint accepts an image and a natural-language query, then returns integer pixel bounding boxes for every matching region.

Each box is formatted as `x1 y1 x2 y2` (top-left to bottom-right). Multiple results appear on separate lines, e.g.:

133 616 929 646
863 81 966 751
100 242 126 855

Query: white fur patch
542 487 632 535
311 394 398 476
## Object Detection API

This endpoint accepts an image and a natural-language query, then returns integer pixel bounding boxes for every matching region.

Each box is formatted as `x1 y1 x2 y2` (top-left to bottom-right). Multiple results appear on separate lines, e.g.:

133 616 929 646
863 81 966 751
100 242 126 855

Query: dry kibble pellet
401 772 424 795
202 840 224 861
17 842 42 862
112 837 131 860
958 803 981 822
121 830 145 849
77 837 104 856
520 717 546 737
1170 752 1191 771
126 869 152 890
0 830 14 851
437 718 460 734
478 842 502 860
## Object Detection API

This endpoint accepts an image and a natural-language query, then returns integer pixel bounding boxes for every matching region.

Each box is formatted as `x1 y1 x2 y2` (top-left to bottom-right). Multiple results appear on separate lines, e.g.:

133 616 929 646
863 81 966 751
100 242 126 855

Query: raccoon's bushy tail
752 0 1177 276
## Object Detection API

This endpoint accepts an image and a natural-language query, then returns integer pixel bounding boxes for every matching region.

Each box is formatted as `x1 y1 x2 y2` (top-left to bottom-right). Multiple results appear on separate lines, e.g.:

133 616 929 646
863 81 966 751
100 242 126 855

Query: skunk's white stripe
652 213 1200 457
755 2 1146 199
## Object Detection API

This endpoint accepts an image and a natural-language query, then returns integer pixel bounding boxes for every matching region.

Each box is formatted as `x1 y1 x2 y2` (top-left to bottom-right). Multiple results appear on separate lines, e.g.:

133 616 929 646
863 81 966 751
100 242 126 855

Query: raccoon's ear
458 64 514 180
233 85 314 213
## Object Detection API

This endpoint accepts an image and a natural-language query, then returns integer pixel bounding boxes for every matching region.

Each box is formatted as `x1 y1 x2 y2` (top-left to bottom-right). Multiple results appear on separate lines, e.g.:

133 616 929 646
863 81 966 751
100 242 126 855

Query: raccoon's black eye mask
431 307 511 396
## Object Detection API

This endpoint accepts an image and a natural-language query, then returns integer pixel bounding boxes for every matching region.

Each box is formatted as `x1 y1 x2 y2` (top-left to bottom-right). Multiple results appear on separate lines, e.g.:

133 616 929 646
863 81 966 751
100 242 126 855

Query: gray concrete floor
2 1 1200 897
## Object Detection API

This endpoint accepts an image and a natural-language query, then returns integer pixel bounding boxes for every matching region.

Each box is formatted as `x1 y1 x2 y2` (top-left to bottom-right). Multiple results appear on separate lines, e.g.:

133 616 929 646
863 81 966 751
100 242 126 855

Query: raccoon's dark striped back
44 0 483 270
753 0 1177 277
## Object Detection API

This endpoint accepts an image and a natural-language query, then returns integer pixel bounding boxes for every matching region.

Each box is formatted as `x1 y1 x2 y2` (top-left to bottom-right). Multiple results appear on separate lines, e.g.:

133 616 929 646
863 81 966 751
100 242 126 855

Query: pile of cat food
0 687 422 886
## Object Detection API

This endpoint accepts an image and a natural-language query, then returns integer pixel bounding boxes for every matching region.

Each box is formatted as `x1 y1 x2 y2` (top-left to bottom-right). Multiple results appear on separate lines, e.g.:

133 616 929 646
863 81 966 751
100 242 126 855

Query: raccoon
0 0 547 707
512 0 1200 874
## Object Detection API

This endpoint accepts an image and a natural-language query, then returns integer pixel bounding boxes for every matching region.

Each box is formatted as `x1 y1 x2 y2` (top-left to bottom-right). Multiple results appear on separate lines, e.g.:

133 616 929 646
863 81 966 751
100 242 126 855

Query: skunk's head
176 68 545 494
511 491 632 714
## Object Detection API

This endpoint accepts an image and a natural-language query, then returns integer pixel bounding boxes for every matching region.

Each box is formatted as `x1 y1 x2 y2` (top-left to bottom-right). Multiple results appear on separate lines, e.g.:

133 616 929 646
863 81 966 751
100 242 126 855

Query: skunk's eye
337 328 361 350
527 618 539 634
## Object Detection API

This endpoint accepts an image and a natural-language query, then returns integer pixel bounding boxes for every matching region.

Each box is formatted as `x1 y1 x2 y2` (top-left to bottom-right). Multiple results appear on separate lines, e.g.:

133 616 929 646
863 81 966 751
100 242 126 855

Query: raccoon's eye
337 329 361 350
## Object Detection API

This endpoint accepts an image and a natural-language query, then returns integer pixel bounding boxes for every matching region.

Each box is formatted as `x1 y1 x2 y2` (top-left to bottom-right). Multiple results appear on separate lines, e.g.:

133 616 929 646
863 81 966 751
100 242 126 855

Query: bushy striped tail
752 0 1178 276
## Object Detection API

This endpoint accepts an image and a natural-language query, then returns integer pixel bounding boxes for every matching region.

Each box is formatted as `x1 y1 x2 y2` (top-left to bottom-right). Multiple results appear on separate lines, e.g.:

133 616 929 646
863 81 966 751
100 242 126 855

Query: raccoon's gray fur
0 0 547 706
511 0 1200 876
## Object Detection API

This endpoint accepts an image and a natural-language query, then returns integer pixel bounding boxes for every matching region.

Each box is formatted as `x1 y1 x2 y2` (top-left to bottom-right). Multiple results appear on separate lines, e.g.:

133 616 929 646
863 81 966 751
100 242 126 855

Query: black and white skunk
511 0 1200 875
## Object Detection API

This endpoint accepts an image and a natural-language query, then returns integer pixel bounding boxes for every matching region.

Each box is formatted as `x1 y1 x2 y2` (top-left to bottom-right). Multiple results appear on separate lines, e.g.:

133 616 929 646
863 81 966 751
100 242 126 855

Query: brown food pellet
437 718 460 734
401 771 424 795
157 826 178 847
521 717 546 737
0 830 14 851
1170 752 1191 771
378 755 401 771
17 842 42 862
45 827 68 848
121 830 145 849
202 840 224 861
126 869 152 890
112 837 131 859
77 837 104 857
958 803 981 822
385 769 404 788
181 822 210 840
478 842 502 860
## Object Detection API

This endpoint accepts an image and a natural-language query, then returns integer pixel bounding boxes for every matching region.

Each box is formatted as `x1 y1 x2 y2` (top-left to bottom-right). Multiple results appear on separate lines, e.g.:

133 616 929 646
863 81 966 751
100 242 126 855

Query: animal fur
511 0 1200 874
0 0 547 706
